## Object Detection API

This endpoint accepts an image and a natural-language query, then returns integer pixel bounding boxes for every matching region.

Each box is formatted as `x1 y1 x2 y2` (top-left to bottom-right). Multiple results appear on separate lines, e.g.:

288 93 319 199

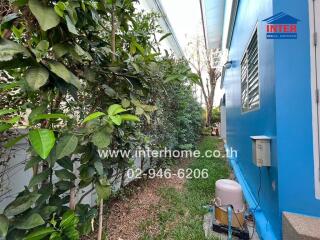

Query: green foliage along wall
157 79 203 150
0 0 202 238
212 107 221 124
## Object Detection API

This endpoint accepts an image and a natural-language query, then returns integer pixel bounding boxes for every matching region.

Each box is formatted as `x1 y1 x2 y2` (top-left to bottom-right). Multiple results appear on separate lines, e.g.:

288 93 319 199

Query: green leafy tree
0 0 203 239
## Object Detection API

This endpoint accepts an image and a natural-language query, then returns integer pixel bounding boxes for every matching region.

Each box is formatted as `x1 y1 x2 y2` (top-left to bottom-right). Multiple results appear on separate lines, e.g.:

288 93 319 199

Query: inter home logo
263 12 300 39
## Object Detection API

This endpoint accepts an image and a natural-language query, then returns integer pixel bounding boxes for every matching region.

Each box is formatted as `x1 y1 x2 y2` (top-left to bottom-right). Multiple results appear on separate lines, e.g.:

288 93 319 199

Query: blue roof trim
263 12 300 24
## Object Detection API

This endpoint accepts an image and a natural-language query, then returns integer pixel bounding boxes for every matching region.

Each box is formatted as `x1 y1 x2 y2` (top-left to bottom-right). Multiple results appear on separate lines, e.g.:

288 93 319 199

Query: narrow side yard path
86 136 230 240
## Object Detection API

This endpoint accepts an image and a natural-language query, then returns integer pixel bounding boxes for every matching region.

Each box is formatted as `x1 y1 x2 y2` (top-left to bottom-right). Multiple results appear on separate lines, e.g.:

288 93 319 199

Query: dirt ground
84 158 190 240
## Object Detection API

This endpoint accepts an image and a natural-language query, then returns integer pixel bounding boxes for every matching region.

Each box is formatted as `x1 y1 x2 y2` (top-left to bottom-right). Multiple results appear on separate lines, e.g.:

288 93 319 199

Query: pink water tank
214 179 244 213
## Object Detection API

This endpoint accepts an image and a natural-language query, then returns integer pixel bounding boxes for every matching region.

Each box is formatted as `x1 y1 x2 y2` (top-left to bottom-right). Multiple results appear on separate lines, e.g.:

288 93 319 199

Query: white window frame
240 25 260 113
309 0 320 199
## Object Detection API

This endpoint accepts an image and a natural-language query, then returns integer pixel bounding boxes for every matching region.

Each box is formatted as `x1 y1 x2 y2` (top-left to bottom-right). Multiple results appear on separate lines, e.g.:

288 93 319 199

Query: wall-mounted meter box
250 136 271 167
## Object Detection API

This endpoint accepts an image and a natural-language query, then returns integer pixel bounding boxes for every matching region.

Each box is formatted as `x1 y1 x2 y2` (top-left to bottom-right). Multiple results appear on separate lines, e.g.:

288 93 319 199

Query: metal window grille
241 29 259 112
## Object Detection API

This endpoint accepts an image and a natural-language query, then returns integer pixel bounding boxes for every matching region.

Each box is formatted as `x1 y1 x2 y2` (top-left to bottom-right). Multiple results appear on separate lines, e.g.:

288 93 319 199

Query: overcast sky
158 0 222 107
160 0 203 52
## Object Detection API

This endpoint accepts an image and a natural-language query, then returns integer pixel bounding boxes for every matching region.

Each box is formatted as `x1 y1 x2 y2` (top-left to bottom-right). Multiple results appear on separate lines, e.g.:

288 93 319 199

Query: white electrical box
251 136 271 167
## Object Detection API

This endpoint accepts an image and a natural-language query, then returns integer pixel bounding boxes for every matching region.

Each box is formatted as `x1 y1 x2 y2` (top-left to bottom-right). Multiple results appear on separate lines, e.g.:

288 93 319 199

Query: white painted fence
0 140 151 212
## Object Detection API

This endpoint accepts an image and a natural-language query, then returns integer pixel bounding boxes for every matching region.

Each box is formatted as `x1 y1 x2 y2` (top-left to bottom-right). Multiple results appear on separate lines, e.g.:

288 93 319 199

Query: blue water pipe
227 206 233 240
225 144 277 240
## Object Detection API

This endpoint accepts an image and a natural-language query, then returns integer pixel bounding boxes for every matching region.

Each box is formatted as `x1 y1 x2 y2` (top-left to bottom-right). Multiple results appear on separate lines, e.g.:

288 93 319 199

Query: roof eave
201 0 226 49
224 0 239 49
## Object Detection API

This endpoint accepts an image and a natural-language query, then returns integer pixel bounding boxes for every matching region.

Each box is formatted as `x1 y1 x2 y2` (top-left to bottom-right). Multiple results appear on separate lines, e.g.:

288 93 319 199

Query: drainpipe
226 144 277 240
227 206 233 240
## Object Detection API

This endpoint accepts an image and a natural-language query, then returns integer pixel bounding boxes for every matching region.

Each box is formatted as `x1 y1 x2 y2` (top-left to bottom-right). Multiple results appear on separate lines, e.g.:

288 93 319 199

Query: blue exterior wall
224 0 280 237
273 0 320 218
224 0 320 238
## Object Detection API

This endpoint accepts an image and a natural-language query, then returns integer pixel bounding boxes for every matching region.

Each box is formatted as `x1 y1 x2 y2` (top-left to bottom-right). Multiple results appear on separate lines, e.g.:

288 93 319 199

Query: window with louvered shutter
241 29 260 112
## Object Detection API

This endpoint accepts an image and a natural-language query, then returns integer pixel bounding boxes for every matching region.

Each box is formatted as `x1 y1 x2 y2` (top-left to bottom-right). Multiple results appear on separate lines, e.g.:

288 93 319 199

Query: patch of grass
140 136 230 240
139 219 154 231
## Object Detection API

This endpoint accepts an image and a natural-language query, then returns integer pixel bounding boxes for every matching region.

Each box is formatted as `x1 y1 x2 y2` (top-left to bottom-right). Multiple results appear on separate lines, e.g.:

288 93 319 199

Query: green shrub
212 107 221 124
0 0 203 238
202 127 212 136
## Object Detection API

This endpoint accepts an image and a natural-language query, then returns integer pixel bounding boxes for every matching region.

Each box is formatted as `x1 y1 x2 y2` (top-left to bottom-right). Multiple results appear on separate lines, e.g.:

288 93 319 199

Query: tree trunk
205 68 216 126
97 199 104 240
206 103 213 127
97 3 116 239
69 186 76 210
206 88 214 126
111 3 116 63
120 167 126 188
